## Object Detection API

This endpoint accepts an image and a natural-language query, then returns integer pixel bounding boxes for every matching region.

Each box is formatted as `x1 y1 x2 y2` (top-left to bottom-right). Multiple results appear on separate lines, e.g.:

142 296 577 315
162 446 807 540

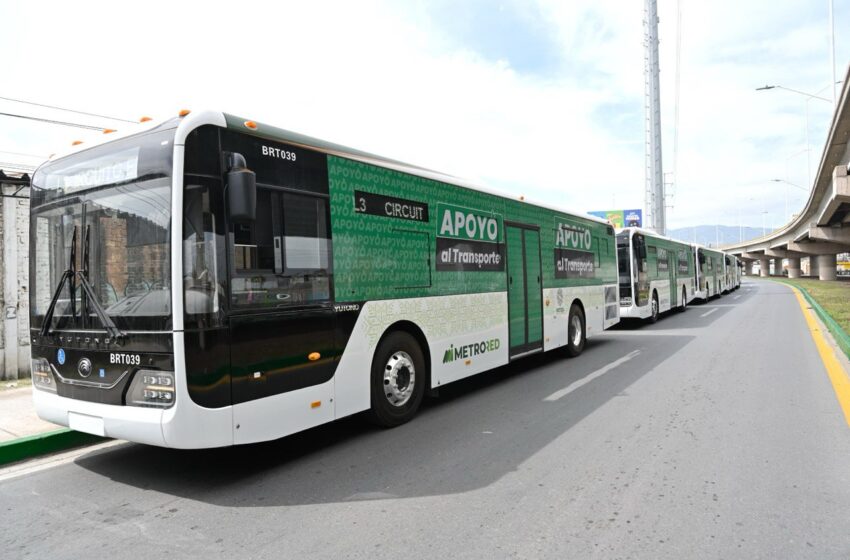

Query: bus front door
506 224 543 358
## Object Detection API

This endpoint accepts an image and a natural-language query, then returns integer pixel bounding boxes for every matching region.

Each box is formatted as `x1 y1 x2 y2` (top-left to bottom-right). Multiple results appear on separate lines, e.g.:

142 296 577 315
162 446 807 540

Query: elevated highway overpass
723 66 850 279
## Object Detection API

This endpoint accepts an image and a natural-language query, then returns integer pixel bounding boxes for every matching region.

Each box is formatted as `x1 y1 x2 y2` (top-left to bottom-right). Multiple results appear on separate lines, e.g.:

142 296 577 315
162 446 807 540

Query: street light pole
756 83 841 187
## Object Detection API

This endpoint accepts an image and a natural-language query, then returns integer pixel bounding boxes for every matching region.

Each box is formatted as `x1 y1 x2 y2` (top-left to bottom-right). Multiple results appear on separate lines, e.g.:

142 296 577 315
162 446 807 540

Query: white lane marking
733 295 741 300
701 308 718 317
0 440 126 483
544 350 641 402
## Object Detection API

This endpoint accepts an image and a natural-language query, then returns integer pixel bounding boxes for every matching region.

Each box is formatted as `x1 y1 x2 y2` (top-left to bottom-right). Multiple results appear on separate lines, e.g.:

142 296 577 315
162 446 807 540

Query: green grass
771 277 850 334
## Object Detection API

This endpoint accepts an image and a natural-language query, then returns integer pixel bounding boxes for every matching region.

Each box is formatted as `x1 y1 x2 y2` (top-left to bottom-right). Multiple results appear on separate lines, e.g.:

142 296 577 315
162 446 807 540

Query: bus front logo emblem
57 348 66 365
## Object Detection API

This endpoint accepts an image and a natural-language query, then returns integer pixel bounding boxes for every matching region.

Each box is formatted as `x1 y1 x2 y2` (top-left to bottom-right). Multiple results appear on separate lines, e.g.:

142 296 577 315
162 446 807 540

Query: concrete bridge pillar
810 256 820 277
817 254 837 281
787 257 802 278
745 261 754 276
759 257 770 277
773 258 784 276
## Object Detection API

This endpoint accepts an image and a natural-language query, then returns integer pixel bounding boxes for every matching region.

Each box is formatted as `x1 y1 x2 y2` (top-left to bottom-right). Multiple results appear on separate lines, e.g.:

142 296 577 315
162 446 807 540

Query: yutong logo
442 338 501 363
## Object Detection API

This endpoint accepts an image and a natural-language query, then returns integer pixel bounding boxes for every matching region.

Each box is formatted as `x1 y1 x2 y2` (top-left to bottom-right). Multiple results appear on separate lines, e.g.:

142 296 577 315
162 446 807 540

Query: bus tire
648 291 659 323
368 331 426 428
566 303 586 357
678 286 687 312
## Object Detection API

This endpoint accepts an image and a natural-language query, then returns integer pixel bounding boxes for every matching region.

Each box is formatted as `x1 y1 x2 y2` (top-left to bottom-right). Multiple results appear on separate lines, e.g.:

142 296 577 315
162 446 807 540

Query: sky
1 0 848 235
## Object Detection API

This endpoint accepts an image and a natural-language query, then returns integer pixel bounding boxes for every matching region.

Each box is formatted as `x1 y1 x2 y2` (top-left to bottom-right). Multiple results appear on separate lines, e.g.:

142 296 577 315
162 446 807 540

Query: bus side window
230 189 331 309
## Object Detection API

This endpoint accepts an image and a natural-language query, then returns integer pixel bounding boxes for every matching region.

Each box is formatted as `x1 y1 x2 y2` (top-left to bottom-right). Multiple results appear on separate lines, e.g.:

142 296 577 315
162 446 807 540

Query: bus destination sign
354 190 428 223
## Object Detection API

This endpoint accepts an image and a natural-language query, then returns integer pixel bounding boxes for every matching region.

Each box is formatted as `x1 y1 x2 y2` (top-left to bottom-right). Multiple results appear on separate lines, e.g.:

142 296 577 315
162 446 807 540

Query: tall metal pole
644 0 665 234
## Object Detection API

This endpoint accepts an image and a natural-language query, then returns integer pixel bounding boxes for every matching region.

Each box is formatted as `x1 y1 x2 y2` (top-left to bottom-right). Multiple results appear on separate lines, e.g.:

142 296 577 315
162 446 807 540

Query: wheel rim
682 289 687 308
652 298 658 318
383 351 415 407
571 315 582 347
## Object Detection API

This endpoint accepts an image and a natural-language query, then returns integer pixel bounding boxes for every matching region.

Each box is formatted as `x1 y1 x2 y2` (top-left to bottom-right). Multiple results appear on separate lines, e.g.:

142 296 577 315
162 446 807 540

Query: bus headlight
127 370 175 408
31 357 57 393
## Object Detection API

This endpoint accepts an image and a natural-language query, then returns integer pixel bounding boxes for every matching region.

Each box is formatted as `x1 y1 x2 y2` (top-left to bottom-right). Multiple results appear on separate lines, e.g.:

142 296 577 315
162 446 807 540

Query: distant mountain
667 225 765 248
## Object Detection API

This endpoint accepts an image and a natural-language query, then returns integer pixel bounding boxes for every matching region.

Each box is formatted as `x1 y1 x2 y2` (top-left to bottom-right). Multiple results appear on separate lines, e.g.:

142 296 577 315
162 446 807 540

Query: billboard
588 209 643 228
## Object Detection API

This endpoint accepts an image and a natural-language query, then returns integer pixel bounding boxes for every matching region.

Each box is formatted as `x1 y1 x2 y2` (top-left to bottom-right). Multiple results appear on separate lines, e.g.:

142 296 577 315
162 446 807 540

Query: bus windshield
30 128 175 332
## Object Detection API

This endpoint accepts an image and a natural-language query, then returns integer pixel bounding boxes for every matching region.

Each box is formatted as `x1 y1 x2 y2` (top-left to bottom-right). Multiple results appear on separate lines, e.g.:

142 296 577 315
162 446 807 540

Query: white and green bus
29 110 620 448
693 245 725 300
616 227 696 322
723 253 741 291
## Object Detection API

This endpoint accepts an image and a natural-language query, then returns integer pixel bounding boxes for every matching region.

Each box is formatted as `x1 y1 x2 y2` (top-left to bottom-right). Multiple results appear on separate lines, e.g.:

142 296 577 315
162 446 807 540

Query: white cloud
0 0 847 231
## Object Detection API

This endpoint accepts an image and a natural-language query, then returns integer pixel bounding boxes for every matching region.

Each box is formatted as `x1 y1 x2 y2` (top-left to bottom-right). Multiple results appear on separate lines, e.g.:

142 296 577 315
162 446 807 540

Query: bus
29 110 620 449
725 254 741 290
722 254 735 293
615 227 696 322
693 245 725 300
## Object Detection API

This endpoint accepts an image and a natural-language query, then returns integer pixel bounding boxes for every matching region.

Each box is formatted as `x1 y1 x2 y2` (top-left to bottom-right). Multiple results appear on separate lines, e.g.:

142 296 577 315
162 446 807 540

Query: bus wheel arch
379 320 432 384
649 290 659 323
566 299 586 357
368 322 430 427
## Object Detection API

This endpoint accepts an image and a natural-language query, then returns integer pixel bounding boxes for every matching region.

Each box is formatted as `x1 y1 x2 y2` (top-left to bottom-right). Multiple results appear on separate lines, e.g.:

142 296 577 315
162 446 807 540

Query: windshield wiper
76 272 124 341
39 225 126 341
40 226 77 337
79 223 125 341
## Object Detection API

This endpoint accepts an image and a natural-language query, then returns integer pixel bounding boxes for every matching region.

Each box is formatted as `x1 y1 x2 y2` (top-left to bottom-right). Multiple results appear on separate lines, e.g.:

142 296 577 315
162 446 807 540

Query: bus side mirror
226 152 256 222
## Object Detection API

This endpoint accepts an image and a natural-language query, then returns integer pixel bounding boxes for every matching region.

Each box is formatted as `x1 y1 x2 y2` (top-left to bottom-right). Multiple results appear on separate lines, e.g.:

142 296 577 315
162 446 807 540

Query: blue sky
1 0 848 231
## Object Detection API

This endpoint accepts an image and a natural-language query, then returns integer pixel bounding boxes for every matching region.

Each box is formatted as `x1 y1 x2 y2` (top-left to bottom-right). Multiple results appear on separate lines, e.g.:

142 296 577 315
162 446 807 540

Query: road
3 279 850 559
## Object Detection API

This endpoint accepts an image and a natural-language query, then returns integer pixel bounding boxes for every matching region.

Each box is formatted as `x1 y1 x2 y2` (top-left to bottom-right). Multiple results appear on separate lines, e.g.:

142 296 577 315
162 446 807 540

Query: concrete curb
0 428 104 467
796 287 850 360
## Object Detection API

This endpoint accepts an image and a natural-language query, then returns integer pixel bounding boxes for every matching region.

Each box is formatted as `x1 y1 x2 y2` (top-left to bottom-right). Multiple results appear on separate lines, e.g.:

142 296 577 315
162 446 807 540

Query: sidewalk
0 383 62 443
0 382 104 466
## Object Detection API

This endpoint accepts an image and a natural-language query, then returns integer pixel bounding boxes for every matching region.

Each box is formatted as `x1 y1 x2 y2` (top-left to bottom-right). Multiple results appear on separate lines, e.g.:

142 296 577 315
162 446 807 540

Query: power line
0 149 48 159
0 95 137 124
0 161 37 171
0 111 105 131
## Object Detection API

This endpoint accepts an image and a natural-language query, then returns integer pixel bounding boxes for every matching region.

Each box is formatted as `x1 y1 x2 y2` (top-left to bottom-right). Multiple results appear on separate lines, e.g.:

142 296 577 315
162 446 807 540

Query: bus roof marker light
71 141 83 146
178 109 191 117
308 352 321 361
140 116 152 122
103 129 116 134
244 120 258 130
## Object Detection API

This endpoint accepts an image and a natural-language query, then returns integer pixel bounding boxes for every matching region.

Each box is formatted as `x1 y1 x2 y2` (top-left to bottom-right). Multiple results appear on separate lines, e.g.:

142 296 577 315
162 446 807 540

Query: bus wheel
566 303 586 357
678 286 687 312
369 331 426 428
648 292 659 323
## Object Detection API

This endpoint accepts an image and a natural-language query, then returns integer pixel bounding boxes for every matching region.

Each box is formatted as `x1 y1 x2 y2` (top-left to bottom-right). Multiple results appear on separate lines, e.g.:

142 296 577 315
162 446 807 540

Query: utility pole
644 0 665 234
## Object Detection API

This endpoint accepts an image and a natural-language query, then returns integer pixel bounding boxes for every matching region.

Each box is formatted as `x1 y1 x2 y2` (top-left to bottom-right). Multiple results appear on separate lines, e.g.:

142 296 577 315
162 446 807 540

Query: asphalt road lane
3 279 850 559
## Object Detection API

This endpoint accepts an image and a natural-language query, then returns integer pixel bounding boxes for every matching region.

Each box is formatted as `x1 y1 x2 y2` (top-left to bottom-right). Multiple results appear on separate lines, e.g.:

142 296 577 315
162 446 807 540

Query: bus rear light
127 370 175 408
31 357 56 393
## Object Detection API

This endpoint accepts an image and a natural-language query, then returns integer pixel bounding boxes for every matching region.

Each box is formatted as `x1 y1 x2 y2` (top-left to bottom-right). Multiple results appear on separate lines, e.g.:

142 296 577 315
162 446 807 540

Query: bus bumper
619 304 650 320
33 333 234 449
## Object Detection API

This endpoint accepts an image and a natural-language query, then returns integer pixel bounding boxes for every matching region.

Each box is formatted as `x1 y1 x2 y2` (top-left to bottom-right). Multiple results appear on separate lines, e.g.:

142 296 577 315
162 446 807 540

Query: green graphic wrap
327 155 617 303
